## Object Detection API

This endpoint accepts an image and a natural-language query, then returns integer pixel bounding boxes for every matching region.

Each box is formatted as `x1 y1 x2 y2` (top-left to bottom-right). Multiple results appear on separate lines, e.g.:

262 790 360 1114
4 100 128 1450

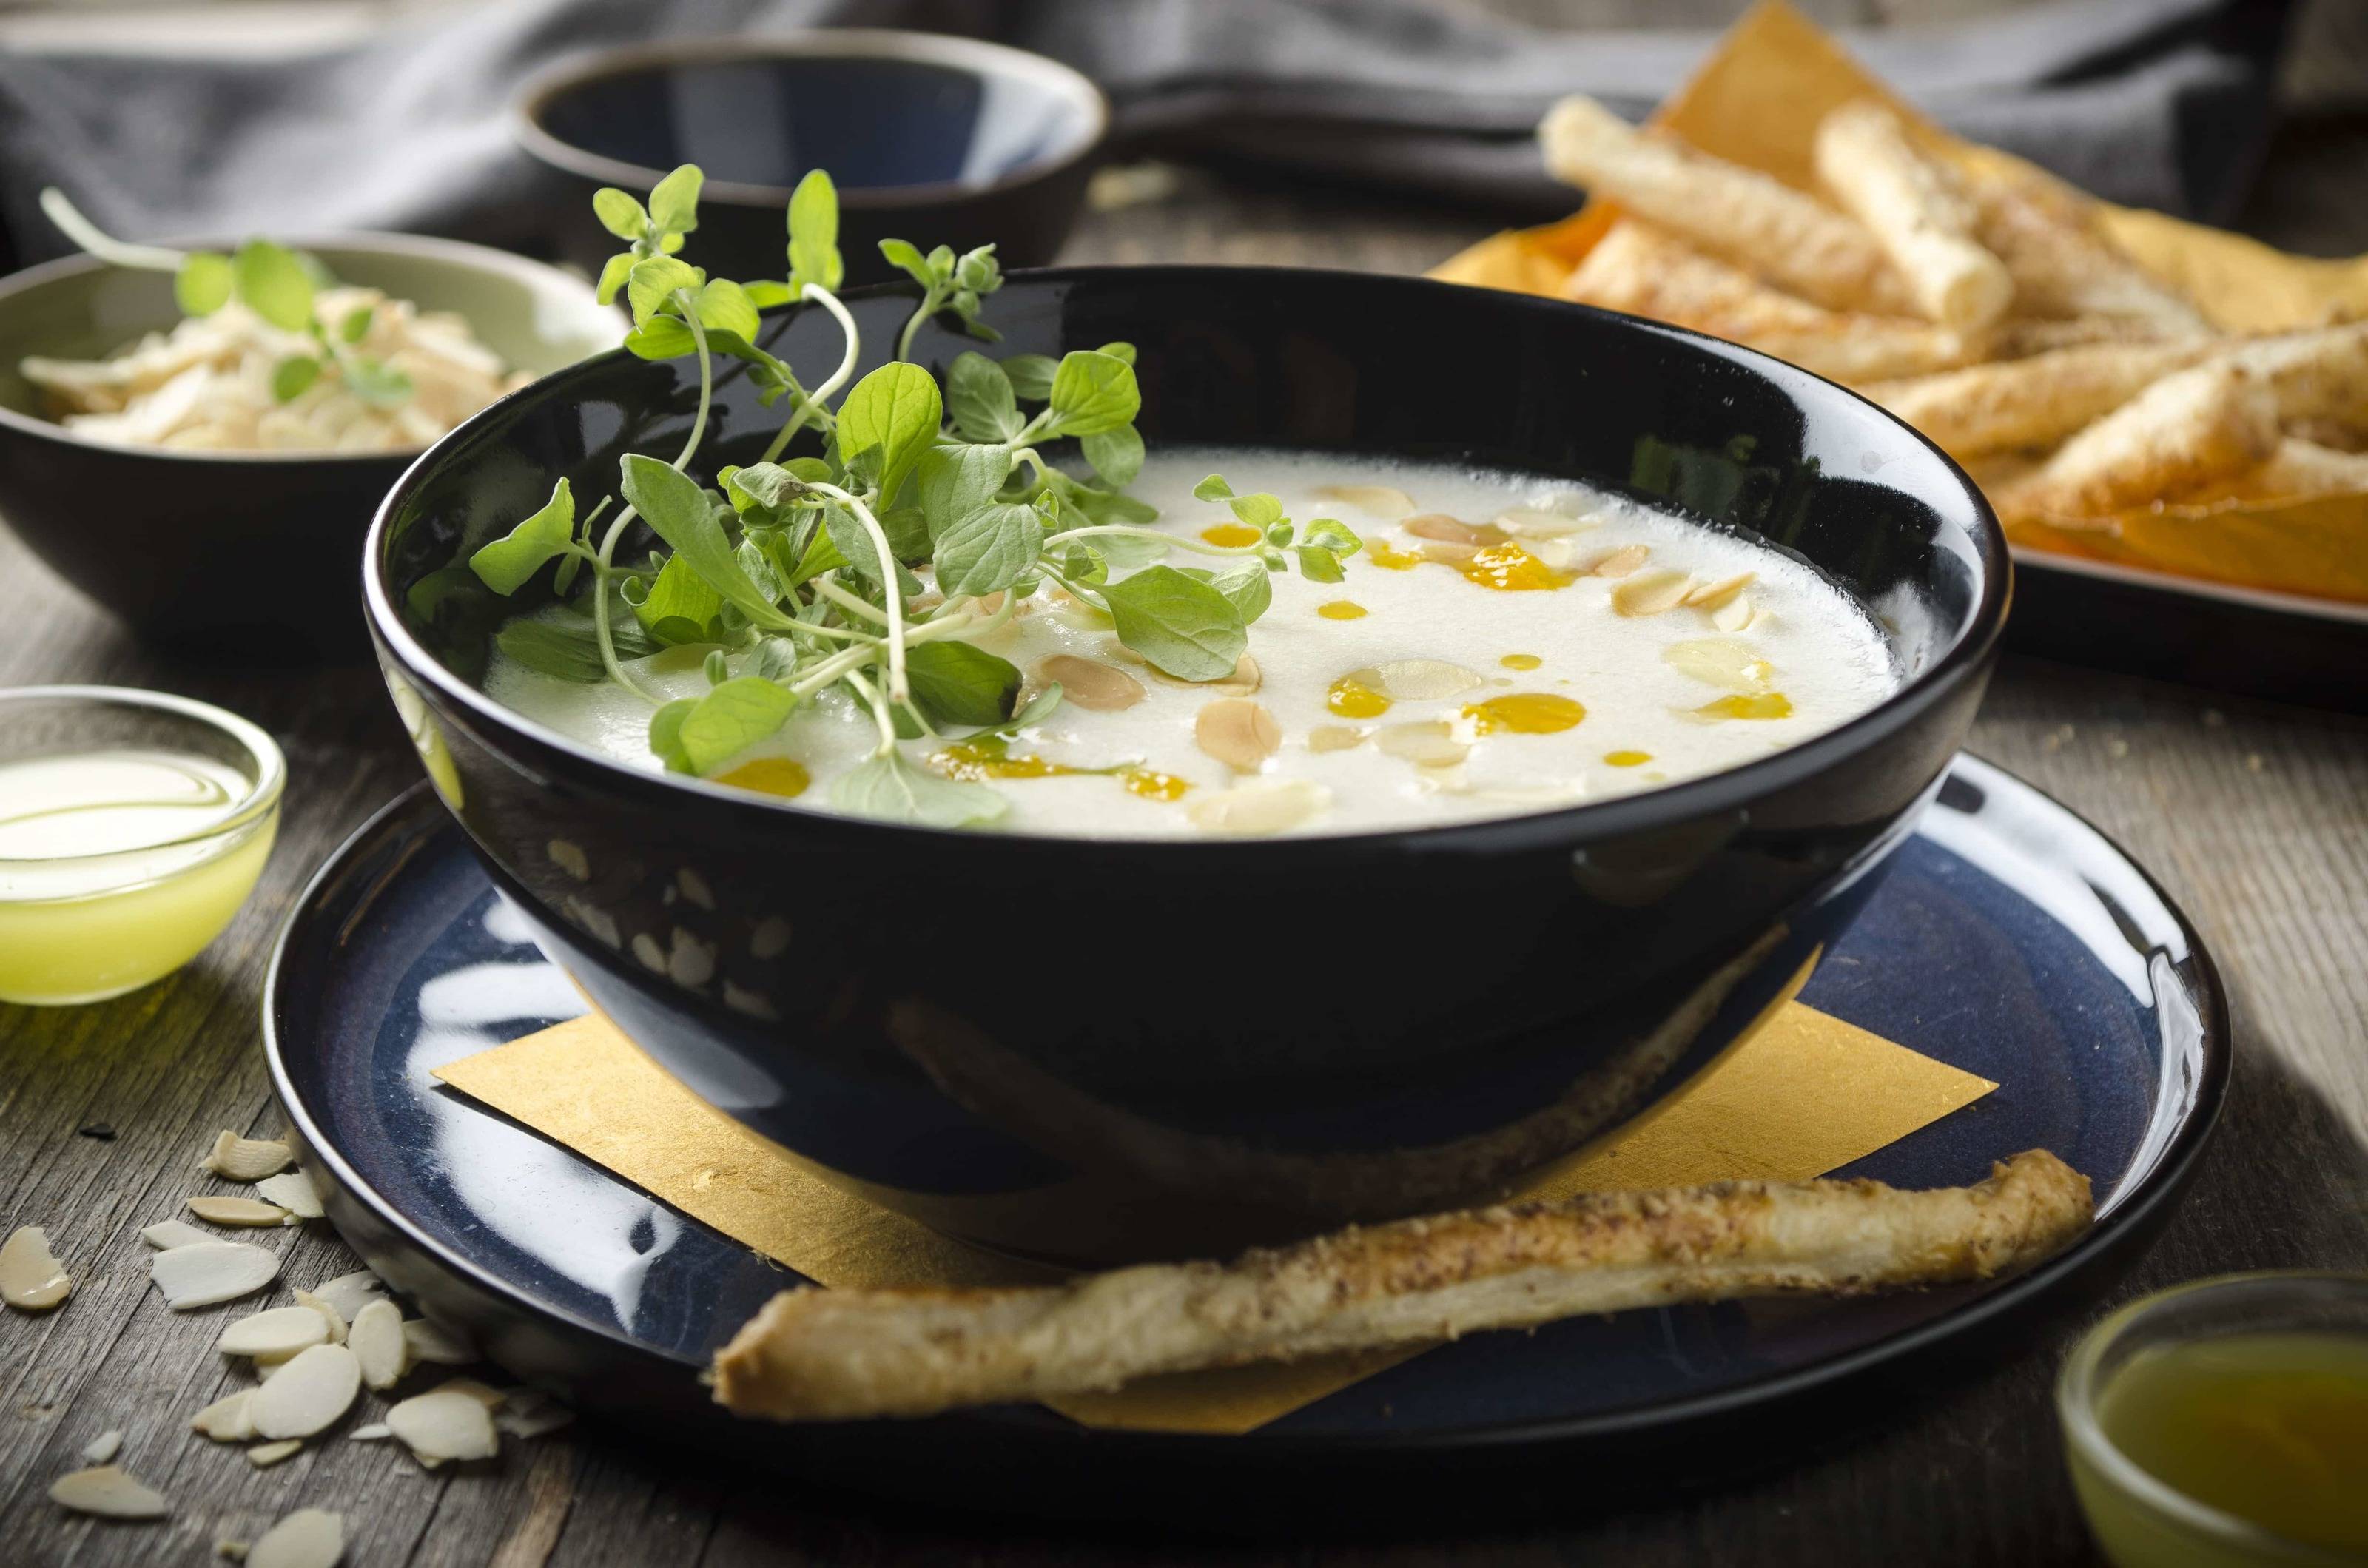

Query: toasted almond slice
50 1464 168 1520
247 1507 343 1568
254 1171 325 1221
1185 780 1331 838
1314 483 1415 517
1403 514 1504 547
1712 593 1758 633
1193 699 1282 773
494 1390 575 1440
141 1219 215 1251
249 1344 361 1440
434 1378 508 1409
1306 725 1367 753
204 1132 294 1182
1413 539 1480 566
1375 722 1471 767
1349 659 1485 702
349 1299 407 1390
401 1316 477 1367
1610 569 1695 617
348 1423 392 1441
246 1439 303 1469
219 1305 333 1360
293 1290 347 1346
307 1270 388 1323
220 1538 252 1563
1 1225 71 1310
188 1196 292 1228
192 1390 257 1443
1664 639 1774 694
152 1242 279 1310
81 1428 124 1464
1492 508 1592 539
386 1388 500 1467
1207 653 1260 697
1684 571 1755 610
1030 654 1144 713
1588 543 1652 578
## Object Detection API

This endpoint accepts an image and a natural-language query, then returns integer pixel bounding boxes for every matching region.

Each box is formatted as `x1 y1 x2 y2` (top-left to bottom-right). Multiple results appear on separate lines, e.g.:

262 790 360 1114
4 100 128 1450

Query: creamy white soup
486 451 1900 838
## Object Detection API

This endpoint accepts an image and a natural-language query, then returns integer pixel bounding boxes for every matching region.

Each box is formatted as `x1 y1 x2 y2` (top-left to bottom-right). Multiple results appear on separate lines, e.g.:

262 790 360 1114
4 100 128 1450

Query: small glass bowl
2059 1272 2368 1568
0 685 283 1005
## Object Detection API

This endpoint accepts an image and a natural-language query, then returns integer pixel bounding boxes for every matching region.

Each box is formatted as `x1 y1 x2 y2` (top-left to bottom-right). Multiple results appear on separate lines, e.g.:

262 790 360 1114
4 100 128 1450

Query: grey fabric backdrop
0 0 2294 271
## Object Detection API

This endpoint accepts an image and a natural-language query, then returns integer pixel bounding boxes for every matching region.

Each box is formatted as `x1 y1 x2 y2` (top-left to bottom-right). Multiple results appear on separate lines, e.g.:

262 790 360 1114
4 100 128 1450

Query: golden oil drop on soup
485 450 1898 839
716 757 810 798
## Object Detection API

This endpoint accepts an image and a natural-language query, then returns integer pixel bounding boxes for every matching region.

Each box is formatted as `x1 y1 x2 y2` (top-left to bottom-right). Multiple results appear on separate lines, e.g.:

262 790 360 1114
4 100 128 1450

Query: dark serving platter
264 753 2225 1521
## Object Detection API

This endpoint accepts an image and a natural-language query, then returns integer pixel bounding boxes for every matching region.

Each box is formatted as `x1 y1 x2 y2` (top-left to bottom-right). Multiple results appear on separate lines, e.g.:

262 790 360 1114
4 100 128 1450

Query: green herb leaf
786 524 846 586
622 316 695 360
1302 518 1362 557
904 639 1021 727
232 239 316 332
633 553 727 645
338 304 374 344
1227 491 1285 528
831 748 1007 829
1295 546 1346 584
966 683 1064 741
174 252 234 316
1043 349 1140 437
650 677 796 775
915 443 1012 542
593 188 650 241
344 357 413 408
269 354 321 403
787 169 844 295
626 255 702 329
694 278 760 342
1080 423 1144 486
1099 564 1248 680
946 351 1022 443
877 237 933 290
648 165 704 235
468 477 576 595
616 454 793 629
835 362 942 508
1001 354 1059 402
595 252 636 307
1183 558 1274 624
933 502 1042 599
742 280 793 308
494 610 652 682
727 460 815 517
1193 474 1235 502
1096 341 1137 365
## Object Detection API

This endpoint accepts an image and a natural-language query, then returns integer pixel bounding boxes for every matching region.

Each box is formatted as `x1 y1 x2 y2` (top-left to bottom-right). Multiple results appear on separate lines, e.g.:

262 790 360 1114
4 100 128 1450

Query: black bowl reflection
513 31 1106 289
365 267 2006 1264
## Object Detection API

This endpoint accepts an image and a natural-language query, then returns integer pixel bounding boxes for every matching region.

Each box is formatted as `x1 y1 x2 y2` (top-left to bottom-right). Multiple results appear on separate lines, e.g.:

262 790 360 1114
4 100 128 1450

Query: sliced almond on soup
1194 699 1282 773
1306 725 1367 753
1 1225 71 1310
1684 571 1755 610
1712 593 1758 633
1030 654 1145 713
1610 568 1695 617
1663 639 1773 693
1492 507 1592 539
204 1131 294 1182
50 1464 169 1520
249 1344 361 1440
350 1299 408 1390
1588 542 1652 577
1315 483 1415 517
386 1387 500 1467
1186 780 1331 837
1375 722 1471 767
1403 513 1506 547
151 1241 279 1310
1350 659 1485 702
254 1171 324 1220
188 1196 292 1228
1206 653 1261 696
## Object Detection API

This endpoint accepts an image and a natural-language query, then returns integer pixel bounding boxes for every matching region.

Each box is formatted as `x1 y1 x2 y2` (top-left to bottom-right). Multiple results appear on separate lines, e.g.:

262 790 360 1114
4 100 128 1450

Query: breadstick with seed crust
1541 96 1914 316
712 1151 2092 1422
1864 340 2221 457
1565 222 1978 383
1814 101 2013 332
1998 363 2279 520
2196 438 2368 504
1956 158 2208 334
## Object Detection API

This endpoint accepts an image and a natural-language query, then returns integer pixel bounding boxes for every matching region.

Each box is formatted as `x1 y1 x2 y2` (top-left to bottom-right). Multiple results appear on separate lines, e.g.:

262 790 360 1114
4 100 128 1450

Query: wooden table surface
7 118 2368 1568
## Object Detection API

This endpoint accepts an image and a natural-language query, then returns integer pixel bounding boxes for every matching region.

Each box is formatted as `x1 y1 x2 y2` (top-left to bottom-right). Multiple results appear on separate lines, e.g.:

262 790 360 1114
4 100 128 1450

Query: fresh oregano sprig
462 163 1362 827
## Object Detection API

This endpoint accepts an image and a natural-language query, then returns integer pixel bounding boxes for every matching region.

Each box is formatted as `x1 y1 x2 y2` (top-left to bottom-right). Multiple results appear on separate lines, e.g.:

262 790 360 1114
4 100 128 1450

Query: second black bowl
366 268 2005 1264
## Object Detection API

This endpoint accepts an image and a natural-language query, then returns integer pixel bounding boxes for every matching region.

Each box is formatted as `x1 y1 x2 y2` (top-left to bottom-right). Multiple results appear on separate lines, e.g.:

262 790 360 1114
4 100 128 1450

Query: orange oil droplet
716 757 811 798
1458 543 1570 592
1122 768 1190 801
930 744 1086 782
1200 522 1262 548
1499 653 1543 670
1462 693 1587 735
1316 600 1368 620
1604 750 1653 768
1326 677 1392 719
1695 693 1794 721
1365 540 1422 571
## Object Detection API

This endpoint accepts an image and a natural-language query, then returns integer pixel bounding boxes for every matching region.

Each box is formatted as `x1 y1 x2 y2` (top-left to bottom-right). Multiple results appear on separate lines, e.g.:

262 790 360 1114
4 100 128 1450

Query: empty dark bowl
0 235 618 659
365 267 2007 1265
514 31 1107 289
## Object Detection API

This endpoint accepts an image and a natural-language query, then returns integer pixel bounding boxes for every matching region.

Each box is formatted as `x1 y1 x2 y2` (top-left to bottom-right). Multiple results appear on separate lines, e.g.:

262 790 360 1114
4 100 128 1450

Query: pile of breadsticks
1542 95 2368 534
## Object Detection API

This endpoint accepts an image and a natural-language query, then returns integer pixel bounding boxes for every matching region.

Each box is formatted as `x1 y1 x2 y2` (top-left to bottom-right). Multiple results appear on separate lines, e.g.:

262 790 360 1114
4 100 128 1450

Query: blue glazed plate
265 754 2225 1510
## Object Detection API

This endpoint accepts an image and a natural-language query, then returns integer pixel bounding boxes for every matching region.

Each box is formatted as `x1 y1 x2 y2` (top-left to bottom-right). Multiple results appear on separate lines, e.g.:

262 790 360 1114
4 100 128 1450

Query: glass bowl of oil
2060 1271 2368 1567
0 686 283 1005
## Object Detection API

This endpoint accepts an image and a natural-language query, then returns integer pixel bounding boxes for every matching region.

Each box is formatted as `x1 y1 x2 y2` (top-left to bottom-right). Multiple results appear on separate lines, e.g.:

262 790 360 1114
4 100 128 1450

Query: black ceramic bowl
514 31 1106 289
0 234 618 658
366 268 2007 1265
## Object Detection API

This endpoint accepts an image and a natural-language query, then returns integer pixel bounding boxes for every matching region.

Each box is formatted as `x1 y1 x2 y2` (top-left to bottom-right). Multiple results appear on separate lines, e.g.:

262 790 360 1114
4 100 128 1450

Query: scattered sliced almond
1349 659 1485 702
1712 593 1758 633
204 1132 294 1182
494 1390 575 1440
435 1378 508 1409
1413 539 1480 565
247 1507 343 1568
1315 483 1415 517
249 1344 361 1440
294 1289 347 1345
219 1538 251 1563
1307 725 1367 753
1030 654 1143 713
349 1423 392 1441
1186 780 1331 837
1526 536 1585 571
1664 639 1774 693
1205 653 1261 696
254 1171 324 1221
50 1464 168 1520
1 1225 71 1310
219 1306 334 1360
307 1270 388 1323
192 1390 257 1443
349 1299 407 1390
1588 542 1652 577
247 1439 303 1469
188 1196 292 1228
1684 571 1755 611
82 1428 124 1464
386 1388 500 1467
152 1240 280 1310
1193 699 1282 773
1403 513 1506 547
1610 568 1695 617
401 1316 477 1367
1376 722 1471 767
141 1219 215 1251
1493 507 1592 539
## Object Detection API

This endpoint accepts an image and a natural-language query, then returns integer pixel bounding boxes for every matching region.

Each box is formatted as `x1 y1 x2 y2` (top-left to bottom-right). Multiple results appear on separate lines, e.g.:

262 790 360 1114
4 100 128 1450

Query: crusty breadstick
1814 101 2012 332
712 1151 2092 1422
1956 158 2208 334
1997 362 2279 520
2223 323 2368 423
1566 221 1977 383
1541 95 1914 316
2202 437 2368 503
1864 339 2220 457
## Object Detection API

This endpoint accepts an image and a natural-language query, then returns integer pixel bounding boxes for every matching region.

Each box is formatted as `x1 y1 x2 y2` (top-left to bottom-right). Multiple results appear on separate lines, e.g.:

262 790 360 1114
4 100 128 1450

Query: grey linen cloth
0 0 2293 272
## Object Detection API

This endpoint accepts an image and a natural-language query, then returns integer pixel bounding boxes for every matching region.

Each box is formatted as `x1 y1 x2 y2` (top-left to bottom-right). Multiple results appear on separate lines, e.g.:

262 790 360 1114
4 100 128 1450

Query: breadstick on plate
1956 159 2209 334
1567 221 1977 383
1814 101 2013 332
2196 437 2368 504
711 1151 2092 1422
2222 323 2368 423
1864 339 2220 457
1997 362 2279 520
1540 95 1914 316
